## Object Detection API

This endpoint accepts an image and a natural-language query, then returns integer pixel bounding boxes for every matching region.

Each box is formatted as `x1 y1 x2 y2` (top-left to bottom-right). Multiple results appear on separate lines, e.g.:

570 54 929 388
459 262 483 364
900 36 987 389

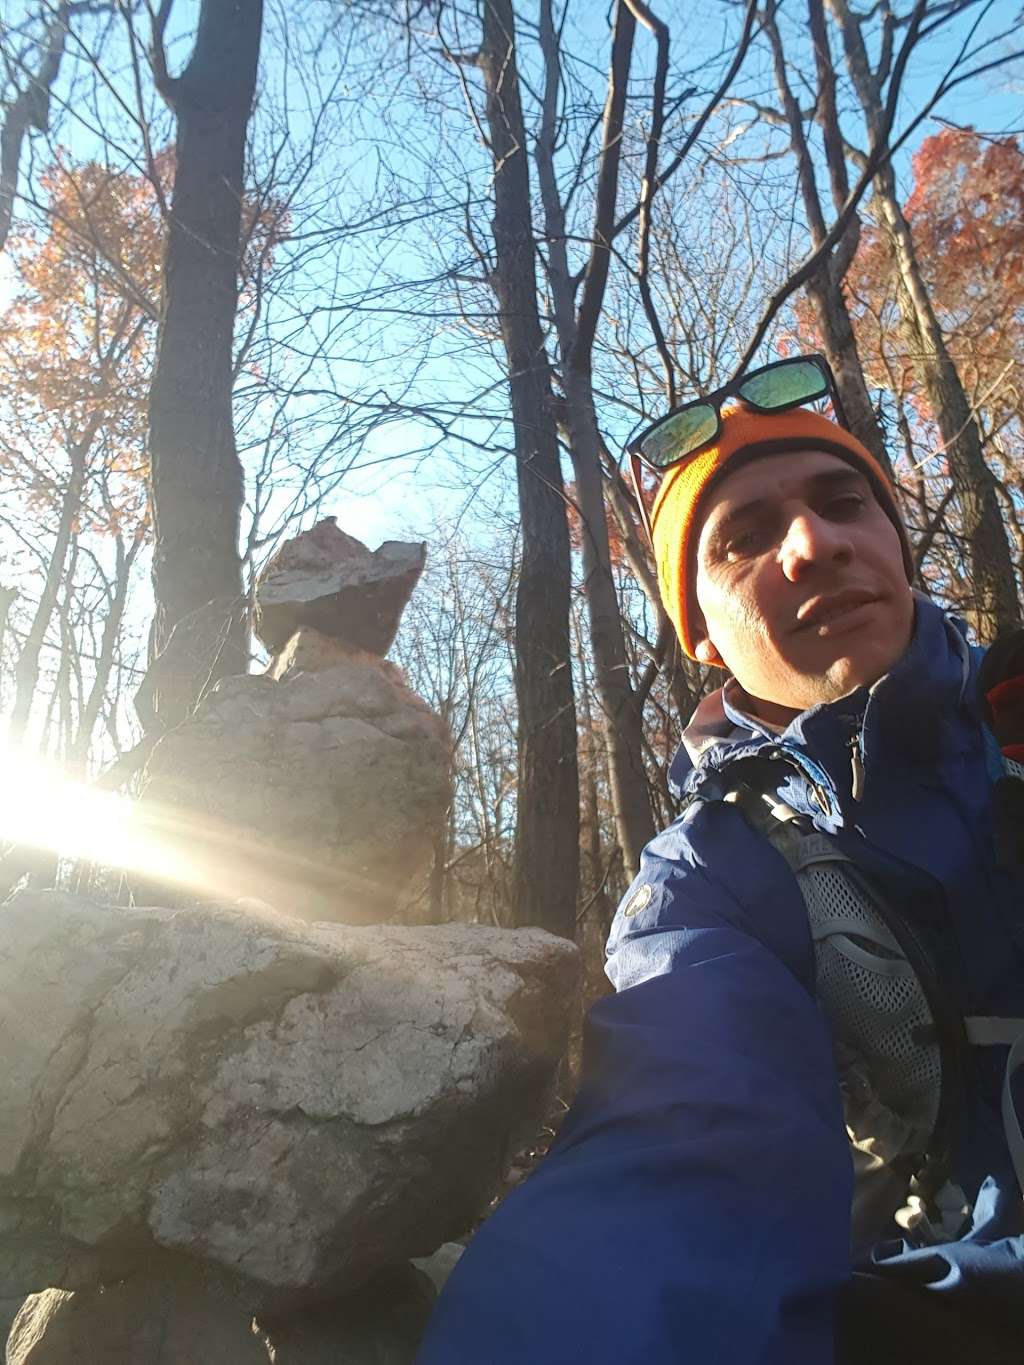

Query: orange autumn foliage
902 128 1024 426
0 151 288 539
0 157 163 536
791 129 1024 451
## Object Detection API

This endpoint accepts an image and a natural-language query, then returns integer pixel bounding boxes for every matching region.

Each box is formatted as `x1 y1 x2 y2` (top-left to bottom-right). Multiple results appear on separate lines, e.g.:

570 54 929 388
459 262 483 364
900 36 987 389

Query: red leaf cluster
791 128 1024 452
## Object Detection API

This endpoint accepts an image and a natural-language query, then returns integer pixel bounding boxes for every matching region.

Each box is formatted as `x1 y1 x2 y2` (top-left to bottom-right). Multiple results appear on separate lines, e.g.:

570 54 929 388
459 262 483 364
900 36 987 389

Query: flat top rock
254 520 426 656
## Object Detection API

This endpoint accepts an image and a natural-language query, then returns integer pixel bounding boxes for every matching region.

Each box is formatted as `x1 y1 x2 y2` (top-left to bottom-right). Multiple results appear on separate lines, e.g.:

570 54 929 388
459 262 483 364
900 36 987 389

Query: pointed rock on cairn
254 517 426 657
140 520 448 925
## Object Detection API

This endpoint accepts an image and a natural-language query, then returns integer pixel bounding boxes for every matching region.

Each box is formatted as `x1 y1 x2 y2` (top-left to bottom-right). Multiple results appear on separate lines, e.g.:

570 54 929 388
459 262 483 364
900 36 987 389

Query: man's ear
691 605 725 668
694 636 725 667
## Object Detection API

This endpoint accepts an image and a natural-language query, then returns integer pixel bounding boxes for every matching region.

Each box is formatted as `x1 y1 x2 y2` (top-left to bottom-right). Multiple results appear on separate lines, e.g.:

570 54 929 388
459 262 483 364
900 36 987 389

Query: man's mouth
796 590 882 631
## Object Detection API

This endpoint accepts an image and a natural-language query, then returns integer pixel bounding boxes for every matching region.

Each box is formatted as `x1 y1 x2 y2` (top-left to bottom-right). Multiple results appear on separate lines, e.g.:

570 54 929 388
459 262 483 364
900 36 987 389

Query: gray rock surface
7 1265 264 1364
139 645 451 922
0 891 578 1313
254 519 426 656
8 1263 435 1365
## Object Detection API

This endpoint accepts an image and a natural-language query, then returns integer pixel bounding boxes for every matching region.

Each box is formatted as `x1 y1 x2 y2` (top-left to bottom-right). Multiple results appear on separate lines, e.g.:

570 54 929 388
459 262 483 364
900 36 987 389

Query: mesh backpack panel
804 860 941 1147
719 778 958 1247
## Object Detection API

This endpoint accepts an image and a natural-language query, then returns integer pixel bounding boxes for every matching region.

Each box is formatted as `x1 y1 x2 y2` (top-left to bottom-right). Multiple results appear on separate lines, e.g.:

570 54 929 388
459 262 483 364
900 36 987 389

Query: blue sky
319 0 1024 547
2 0 1022 560
1 0 1020 754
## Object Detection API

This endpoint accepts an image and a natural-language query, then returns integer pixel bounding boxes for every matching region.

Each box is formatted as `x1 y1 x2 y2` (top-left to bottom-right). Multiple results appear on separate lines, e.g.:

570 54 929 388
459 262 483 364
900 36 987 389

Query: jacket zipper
849 733 866 802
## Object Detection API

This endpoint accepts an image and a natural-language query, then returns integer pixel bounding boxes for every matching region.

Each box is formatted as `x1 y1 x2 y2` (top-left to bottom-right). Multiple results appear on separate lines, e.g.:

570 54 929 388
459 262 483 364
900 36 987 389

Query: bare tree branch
146 0 177 101
611 0 760 243
623 0 675 404
738 0 928 369
0 0 70 251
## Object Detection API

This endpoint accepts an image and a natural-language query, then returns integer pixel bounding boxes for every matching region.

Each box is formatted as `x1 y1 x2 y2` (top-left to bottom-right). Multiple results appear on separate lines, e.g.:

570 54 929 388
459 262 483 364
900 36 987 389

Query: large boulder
254 519 426 656
0 891 578 1314
139 639 451 922
7 1263 433 1365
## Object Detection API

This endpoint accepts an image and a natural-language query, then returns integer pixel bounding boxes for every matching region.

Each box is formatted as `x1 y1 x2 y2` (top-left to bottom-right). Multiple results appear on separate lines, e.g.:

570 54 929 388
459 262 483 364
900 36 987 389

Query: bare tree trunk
575 625 615 921
478 0 580 940
875 191 1018 635
0 586 18 690
574 626 615 1007
764 0 890 474
0 0 69 252
830 0 1019 638
805 0 891 472
428 806 455 923
8 437 89 743
143 0 263 729
68 528 145 770
562 371 655 872
536 0 654 878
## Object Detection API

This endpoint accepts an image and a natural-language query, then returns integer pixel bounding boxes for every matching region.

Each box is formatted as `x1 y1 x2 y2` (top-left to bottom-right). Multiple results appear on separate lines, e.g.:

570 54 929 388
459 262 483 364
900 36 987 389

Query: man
417 359 1024 1363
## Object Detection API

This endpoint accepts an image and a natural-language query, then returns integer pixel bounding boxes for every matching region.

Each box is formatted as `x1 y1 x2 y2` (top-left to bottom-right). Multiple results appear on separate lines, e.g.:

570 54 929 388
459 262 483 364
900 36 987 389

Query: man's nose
779 511 853 581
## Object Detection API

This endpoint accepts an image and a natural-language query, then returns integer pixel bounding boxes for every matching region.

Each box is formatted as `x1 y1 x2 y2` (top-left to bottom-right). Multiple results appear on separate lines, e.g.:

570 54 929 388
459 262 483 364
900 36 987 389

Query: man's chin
820 647 895 697
772 646 892 710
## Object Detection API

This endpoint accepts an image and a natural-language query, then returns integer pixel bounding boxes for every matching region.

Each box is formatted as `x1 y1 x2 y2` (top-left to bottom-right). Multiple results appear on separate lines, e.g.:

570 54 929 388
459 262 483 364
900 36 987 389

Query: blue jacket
417 597 1024 1363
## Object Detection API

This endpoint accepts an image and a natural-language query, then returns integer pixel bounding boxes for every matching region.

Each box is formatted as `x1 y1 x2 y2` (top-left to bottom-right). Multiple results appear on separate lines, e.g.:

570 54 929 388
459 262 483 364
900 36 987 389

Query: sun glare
0 743 212 893
0 743 145 867
0 742 371 914
0 743 318 909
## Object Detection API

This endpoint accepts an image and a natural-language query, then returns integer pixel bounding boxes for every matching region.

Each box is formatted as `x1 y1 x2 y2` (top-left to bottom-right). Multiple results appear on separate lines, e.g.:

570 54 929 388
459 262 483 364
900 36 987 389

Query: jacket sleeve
416 800 852 1365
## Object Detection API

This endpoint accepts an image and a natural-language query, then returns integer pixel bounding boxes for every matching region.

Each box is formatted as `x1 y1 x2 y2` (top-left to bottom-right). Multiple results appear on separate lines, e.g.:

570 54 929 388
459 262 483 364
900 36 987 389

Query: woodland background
0 0 1022 982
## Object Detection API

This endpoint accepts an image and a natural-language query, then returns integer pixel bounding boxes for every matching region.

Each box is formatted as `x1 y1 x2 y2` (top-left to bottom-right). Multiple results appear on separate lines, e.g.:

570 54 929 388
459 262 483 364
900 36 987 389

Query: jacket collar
669 596 978 831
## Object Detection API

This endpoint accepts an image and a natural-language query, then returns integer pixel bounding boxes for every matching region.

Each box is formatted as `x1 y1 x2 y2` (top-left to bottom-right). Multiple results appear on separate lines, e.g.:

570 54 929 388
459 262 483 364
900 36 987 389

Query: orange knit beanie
649 405 912 659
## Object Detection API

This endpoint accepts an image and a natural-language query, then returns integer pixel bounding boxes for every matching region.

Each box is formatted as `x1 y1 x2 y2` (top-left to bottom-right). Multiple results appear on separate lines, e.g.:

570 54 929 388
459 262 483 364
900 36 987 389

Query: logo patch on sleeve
623 883 653 918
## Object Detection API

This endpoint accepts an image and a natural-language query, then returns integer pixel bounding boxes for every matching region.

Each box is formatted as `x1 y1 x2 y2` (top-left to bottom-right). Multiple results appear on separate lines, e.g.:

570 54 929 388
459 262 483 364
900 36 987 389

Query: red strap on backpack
985 674 1024 764
980 631 1024 762
979 632 1024 868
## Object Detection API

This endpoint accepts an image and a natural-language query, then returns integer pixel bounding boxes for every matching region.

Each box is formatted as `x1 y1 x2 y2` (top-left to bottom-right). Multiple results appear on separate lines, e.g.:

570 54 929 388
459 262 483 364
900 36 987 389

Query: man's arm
417 800 852 1365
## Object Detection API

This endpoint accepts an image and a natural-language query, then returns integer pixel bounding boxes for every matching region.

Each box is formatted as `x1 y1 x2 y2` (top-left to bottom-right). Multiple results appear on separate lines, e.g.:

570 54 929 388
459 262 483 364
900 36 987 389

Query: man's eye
726 528 769 558
826 494 867 520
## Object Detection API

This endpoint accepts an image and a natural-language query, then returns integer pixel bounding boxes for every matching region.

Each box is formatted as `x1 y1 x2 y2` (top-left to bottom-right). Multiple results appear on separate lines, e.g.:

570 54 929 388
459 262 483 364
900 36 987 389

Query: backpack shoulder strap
717 764 970 1245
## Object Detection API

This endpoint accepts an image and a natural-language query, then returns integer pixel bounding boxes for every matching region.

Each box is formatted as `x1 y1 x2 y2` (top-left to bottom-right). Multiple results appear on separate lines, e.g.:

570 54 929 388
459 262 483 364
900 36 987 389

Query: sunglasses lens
640 403 718 469
738 359 828 410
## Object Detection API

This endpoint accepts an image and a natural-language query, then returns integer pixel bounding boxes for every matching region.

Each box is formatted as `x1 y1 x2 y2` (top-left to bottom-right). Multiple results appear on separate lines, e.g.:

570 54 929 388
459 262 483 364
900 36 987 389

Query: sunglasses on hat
626 353 848 545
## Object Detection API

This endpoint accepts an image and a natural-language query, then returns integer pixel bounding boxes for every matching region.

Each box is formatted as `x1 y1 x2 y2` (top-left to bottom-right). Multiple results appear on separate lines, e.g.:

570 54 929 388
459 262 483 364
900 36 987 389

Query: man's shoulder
608 797 815 991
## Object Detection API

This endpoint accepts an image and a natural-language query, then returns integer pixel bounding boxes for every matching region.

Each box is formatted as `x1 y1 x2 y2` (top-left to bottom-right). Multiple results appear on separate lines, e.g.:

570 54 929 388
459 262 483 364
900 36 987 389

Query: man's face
693 449 914 718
